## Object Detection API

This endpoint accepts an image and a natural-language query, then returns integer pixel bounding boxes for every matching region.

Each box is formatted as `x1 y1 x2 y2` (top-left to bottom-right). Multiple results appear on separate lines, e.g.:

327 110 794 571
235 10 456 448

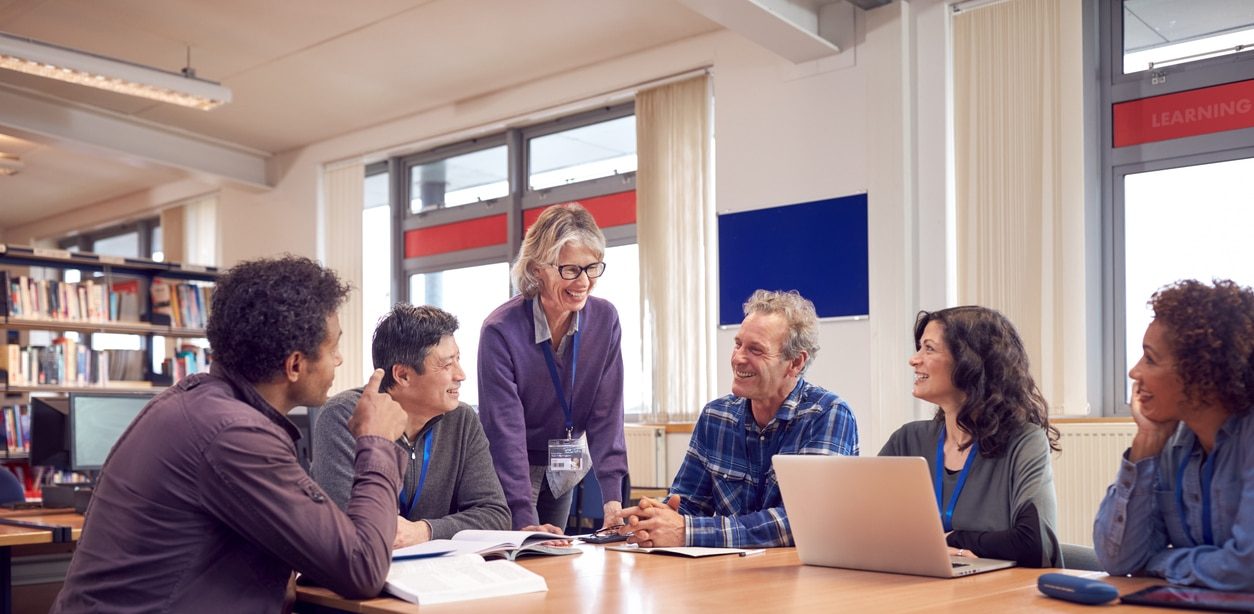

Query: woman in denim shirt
1094 279 1254 590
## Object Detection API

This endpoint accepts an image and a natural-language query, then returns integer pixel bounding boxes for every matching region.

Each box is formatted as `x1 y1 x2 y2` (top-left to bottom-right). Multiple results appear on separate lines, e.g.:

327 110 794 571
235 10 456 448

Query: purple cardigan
477 293 627 528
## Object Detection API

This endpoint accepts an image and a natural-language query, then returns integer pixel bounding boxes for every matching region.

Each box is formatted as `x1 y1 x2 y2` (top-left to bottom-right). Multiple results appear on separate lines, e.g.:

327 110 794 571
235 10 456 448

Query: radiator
1052 420 1136 547
624 425 667 488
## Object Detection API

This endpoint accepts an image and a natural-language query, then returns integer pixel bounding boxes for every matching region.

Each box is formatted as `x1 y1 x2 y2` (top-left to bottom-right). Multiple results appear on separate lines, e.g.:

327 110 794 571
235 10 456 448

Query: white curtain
322 160 366 395
635 75 716 422
952 0 1087 414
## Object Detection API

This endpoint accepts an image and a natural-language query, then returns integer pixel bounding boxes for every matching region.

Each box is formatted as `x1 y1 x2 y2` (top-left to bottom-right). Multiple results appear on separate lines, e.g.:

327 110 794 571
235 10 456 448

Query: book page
452 529 566 548
385 554 547 605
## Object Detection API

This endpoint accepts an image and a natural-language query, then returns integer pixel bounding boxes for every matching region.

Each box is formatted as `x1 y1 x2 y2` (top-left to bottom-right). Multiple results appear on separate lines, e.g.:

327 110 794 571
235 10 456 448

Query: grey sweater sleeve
421 407 512 539
309 390 361 511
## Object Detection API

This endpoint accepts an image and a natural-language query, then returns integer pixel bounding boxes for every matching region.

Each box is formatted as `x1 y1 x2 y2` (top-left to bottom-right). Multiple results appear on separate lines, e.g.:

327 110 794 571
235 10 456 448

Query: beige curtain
636 76 716 422
322 160 366 395
953 0 1087 414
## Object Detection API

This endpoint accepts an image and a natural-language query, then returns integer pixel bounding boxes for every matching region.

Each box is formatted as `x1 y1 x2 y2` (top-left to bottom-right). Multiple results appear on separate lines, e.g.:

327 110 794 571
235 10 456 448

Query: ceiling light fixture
0 154 23 176
0 31 231 111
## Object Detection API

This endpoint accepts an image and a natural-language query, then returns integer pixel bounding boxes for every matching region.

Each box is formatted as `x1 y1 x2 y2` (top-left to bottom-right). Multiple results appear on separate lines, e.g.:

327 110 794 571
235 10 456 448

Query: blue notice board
717 194 869 326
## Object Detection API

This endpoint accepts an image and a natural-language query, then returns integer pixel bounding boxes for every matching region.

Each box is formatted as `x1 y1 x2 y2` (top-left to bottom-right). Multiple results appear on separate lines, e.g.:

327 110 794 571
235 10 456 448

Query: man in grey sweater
311 304 510 546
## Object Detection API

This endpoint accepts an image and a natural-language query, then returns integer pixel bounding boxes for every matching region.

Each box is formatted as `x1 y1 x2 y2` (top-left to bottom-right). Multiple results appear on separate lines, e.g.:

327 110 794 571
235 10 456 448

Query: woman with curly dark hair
880 306 1062 567
1094 279 1254 590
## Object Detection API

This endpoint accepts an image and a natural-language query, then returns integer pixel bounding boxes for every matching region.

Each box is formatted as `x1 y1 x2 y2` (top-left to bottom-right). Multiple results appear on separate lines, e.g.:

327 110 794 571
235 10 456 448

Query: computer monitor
68 392 155 472
29 396 70 469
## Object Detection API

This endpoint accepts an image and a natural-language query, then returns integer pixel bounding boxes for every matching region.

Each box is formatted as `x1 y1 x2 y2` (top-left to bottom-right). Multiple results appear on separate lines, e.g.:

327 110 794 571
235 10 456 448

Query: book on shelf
391 529 579 561
606 545 766 558
5 342 124 387
109 279 142 322
149 278 212 329
2 270 150 326
384 553 547 606
1 404 31 455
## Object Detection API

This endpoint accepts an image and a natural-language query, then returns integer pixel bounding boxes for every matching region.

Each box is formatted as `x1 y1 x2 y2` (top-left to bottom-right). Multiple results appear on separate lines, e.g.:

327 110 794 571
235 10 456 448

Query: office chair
0 468 25 505
567 471 632 533
1060 543 1103 571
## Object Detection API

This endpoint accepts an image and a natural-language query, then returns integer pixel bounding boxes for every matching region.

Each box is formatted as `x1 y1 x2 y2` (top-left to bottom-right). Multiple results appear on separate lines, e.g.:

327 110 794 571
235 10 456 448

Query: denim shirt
670 379 859 548
1094 410 1254 590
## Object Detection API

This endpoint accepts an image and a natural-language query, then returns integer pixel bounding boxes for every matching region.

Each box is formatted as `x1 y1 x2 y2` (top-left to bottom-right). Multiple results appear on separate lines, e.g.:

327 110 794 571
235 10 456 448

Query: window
390 104 642 414
57 217 161 261
528 115 637 190
1121 1 1254 74
409 262 510 408
361 165 394 381
408 144 509 213
1101 1 1254 413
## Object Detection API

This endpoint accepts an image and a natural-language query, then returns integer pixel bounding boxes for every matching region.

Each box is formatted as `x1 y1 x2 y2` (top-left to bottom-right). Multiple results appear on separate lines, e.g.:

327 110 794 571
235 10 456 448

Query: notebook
773 454 1016 578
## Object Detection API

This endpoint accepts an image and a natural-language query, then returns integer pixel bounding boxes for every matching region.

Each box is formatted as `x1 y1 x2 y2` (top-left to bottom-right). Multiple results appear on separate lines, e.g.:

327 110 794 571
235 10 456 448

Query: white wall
211 1 951 453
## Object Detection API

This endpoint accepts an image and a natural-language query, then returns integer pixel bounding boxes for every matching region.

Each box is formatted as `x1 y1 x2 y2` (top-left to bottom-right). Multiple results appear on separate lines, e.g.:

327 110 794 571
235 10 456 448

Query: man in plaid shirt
620 289 859 548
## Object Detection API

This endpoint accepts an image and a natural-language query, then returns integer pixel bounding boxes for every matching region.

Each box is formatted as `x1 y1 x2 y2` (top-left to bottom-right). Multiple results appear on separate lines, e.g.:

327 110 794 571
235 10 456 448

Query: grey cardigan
310 388 511 538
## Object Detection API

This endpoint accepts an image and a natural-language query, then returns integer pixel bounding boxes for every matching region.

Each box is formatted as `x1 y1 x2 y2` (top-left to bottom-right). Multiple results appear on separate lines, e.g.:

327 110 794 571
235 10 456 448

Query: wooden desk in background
295 546 1167 613
0 508 83 614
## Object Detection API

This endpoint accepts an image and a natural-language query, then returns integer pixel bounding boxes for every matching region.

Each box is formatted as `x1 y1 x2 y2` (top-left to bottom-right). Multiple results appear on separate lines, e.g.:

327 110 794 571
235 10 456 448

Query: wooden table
0 509 83 614
295 546 1168 613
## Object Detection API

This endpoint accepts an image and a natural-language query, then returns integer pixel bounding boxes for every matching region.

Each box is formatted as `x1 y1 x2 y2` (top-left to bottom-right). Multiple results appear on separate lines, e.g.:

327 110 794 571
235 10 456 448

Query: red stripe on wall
403 214 507 259
1113 79 1254 147
523 191 637 231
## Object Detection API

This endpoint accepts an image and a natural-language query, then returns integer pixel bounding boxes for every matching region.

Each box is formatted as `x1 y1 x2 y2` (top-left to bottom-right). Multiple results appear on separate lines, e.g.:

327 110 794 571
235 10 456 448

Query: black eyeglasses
580 524 633 544
551 261 607 280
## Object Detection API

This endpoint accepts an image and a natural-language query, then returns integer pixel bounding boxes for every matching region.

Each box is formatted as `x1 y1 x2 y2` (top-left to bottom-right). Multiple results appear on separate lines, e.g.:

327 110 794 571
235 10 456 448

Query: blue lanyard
538 304 580 439
934 424 978 532
1175 440 1217 546
398 431 433 518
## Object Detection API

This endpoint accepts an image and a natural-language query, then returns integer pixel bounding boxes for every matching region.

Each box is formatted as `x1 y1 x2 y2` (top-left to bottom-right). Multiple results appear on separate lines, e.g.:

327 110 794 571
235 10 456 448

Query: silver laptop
774 454 1016 578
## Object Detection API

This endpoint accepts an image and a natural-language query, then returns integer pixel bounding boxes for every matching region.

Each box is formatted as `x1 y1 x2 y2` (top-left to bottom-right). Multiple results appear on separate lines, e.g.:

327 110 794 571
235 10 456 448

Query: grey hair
510 203 606 297
743 289 820 368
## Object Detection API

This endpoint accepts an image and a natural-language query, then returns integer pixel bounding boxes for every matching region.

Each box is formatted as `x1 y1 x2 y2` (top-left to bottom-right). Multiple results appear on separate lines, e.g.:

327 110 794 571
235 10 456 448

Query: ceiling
0 0 720 232
1123 0 1254 52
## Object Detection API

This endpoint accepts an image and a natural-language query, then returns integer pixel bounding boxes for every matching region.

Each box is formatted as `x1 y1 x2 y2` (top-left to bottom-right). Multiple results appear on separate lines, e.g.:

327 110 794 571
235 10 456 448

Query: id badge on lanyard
548 437 587 472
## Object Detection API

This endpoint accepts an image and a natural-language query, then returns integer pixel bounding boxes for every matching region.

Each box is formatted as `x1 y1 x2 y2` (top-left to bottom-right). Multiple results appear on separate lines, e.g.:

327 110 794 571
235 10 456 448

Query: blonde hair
511 203 606 297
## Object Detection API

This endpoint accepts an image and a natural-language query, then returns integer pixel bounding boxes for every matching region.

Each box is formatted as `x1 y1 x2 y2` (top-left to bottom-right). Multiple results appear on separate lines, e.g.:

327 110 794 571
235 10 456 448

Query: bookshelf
0 243 217 494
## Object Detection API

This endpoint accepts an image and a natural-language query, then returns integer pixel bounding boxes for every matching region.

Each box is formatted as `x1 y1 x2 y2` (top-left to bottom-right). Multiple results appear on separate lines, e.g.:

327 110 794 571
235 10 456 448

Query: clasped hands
609 495 685 548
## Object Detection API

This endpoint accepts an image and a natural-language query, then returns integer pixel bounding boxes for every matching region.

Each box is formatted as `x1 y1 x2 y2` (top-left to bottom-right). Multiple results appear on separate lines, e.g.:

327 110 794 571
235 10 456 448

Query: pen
740 549 766 557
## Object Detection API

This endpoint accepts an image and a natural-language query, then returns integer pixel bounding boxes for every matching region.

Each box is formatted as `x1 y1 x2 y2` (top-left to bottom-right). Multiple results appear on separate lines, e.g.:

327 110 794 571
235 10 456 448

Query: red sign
523 190 636 231
1113 79 1254 147
403 213 507 259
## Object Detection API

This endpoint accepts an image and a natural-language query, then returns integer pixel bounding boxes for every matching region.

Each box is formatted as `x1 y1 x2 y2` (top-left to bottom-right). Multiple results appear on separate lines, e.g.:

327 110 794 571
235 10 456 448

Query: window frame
394 102 637 301
1099 0 1254 414
57 216 160 260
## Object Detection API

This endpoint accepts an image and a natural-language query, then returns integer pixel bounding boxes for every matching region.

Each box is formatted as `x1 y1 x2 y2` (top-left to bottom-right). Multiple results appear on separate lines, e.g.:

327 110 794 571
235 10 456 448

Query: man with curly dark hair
1095 279 1254 591
54 255 408 613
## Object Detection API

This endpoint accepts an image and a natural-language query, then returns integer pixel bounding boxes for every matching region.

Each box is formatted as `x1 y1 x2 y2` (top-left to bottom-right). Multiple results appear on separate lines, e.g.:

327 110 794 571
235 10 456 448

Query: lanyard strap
539 307 580 438
934 424 978 533
399 430 433 518
1175 440 1217 546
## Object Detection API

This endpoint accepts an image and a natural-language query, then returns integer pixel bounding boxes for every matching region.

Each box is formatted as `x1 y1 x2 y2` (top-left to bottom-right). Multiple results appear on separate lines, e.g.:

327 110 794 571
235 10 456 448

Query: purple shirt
52 366 405 613
478 294 627 528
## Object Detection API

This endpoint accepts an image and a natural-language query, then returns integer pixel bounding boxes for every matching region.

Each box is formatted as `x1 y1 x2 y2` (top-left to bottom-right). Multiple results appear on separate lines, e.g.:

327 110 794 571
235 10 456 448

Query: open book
393 529 580 561
386 553 547 605
607 545 766 558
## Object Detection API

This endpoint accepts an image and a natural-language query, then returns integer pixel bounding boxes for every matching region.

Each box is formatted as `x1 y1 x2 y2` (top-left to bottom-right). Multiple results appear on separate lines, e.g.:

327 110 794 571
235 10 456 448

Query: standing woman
1094 279 1254 590
479 203 627 531
880 306 1062 567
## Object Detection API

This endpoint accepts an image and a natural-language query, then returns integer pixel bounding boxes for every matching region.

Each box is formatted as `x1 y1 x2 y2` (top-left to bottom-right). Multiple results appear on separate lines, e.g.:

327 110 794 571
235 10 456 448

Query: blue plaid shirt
671 379 859 547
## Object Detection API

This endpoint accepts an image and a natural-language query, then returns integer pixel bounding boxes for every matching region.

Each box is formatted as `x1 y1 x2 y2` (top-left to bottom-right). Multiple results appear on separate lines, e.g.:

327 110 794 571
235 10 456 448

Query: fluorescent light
0 31 231 111
0 153 22 176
